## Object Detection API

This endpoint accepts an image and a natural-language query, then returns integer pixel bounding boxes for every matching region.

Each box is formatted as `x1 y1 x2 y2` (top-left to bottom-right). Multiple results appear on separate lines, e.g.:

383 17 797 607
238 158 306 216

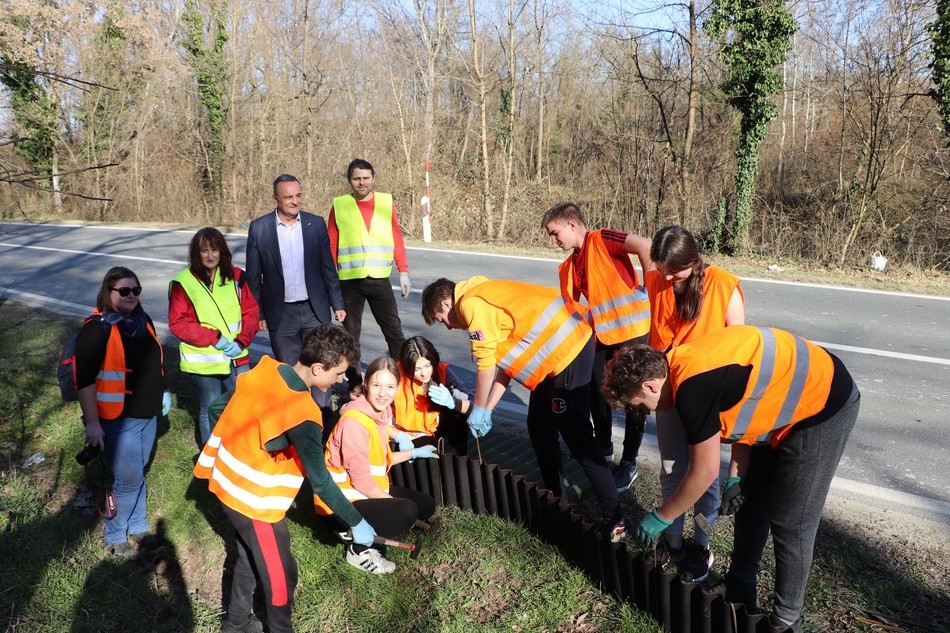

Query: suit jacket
245 210 344 330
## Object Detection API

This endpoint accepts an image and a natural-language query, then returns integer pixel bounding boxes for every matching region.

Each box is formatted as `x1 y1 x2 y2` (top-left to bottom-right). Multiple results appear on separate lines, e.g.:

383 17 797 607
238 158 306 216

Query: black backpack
58 314 111 402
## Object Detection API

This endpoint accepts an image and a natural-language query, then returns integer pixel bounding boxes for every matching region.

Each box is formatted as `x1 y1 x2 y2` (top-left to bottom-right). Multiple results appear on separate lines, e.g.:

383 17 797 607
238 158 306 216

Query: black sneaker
679 542 714 582
221 614 264 633
613 459 639 491
649 540 685 569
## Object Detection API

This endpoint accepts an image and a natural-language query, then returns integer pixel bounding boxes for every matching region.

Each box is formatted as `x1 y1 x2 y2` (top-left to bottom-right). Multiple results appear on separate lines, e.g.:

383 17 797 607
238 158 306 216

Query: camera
75 444 101 466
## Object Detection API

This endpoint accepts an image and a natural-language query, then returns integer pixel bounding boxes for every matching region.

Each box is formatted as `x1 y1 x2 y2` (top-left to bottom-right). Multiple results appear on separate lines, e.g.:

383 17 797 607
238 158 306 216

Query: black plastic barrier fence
391 453 790 633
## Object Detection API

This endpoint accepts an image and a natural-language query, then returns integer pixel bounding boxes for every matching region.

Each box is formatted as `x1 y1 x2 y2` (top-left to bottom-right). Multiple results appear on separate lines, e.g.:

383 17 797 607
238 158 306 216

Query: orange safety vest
645 265 742 351
92 309 163 421
668 325 834 447
314 409 392 515
393 362 449 437
193 356 316 522
558 230 650 345
458 280 592 390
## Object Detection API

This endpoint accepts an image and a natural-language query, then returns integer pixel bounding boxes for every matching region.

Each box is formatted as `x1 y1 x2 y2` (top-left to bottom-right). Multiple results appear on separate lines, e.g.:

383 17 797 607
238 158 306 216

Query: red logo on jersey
551 398 567 414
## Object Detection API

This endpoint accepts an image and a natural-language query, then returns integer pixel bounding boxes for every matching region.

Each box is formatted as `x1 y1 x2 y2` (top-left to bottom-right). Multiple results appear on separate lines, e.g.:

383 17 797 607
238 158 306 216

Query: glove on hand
719 476 744 516
350 519 376 547
223 341 243 357
214 336 231 351
399 272 412 298
161 391 173 416
468 406 493 438
428 384 456 409
393 431 415 452
411 445 439 460
635 509 672 549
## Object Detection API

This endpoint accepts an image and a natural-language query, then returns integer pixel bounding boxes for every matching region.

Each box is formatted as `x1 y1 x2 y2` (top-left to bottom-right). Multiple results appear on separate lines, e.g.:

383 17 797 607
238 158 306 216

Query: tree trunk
468 0 493 237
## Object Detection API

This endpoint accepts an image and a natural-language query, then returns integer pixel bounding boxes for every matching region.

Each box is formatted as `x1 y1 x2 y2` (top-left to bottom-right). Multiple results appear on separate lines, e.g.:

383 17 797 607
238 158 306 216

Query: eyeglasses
111 286 142 297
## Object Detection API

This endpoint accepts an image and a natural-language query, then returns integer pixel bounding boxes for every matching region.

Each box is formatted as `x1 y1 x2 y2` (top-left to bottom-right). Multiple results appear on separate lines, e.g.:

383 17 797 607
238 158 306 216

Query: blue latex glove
393 431 414 452
411 445 439 460
428 384 456 409
468 406 493 438
350 519 376 547
635 509 673 548
213 336 231 351
161 391 173 416
223 340 243 357
719 476 744 516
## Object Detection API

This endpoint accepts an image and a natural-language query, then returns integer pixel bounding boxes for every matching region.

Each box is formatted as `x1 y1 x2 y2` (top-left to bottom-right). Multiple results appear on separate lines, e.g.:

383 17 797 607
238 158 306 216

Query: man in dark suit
246 173 347 371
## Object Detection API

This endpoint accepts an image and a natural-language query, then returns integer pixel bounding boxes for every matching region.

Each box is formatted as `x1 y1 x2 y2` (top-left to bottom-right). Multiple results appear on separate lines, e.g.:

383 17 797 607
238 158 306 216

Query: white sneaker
345 545 395 574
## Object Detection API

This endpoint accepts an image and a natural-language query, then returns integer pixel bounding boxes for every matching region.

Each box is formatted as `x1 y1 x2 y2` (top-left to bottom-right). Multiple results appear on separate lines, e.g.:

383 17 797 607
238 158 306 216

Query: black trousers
352 485 436 538
411 407 470 456
221 504 296 633
526 337 621 524
340 276 405 387
591 335 648 462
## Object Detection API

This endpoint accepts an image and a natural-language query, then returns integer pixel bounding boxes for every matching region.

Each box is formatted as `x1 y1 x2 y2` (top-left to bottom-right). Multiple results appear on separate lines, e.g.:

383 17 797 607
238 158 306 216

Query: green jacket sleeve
285 421 363 527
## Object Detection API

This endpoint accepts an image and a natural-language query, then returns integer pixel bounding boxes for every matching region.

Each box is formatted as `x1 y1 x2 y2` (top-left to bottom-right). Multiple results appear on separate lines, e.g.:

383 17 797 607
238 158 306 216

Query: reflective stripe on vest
558 230 651 345
459 279 592 389
92 312 162 420
669 326 834 447
498 295 587 385
589 291 650 342
202 439 305 510
333 193 395 279
172 268 248 375
193 356 316 522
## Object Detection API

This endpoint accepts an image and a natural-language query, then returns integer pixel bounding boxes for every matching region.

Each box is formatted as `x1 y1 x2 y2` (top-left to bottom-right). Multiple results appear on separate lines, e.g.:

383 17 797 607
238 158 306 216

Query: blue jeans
189 363 247 445
103 415 157 546
657 406 720 547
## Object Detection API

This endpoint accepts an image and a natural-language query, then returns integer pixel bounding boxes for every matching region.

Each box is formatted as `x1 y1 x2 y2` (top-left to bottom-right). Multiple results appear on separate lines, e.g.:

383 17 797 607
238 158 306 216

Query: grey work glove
400 272 412 298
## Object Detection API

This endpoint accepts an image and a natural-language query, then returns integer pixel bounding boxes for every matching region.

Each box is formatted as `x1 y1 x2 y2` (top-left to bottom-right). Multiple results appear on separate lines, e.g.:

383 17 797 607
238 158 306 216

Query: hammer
373 534 423 559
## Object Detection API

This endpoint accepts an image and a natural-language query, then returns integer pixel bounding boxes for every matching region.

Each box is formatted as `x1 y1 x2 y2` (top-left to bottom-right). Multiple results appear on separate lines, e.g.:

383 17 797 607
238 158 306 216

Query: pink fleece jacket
325 396 394 497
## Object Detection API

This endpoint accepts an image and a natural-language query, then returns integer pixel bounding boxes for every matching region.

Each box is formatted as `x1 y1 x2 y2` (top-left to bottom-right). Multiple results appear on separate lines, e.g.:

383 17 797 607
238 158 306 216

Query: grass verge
0 299 659 633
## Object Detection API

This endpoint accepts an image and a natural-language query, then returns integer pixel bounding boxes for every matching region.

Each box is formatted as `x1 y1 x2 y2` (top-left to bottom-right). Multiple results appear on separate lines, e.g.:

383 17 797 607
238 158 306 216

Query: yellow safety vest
172 268 248 375
314 408 391 514
333 193 395 280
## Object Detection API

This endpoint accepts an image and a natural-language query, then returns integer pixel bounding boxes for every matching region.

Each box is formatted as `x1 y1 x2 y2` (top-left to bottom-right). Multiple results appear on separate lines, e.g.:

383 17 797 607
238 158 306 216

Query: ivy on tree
705 0 796 254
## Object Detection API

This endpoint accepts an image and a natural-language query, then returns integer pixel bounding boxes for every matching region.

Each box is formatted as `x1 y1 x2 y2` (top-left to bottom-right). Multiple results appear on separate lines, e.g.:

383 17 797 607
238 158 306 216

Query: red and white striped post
420 159 432 243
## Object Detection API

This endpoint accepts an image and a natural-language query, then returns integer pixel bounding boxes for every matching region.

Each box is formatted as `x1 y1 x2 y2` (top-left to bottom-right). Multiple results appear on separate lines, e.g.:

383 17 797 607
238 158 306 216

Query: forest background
2 0 949 271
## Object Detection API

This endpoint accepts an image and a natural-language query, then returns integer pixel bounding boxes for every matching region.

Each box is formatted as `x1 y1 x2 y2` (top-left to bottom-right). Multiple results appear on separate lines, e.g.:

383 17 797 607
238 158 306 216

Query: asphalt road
2 221 948 517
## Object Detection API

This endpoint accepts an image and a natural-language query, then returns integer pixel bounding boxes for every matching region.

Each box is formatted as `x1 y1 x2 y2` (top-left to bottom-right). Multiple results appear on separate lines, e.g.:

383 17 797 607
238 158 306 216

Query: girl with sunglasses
74 266 169 559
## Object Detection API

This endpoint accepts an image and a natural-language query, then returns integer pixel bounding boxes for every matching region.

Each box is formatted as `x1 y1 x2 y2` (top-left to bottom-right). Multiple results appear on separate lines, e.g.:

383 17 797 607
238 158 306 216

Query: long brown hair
399 336 442 386
188 227 234 285
650 225 706 323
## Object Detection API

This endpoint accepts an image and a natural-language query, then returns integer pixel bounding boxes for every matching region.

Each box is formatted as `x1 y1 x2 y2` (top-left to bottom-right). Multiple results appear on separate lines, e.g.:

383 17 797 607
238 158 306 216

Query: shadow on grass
69 519 194 633
804 517 950 633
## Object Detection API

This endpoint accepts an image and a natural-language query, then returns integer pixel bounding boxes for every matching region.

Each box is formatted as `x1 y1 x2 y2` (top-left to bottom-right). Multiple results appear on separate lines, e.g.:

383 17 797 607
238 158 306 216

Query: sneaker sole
614 470 639 492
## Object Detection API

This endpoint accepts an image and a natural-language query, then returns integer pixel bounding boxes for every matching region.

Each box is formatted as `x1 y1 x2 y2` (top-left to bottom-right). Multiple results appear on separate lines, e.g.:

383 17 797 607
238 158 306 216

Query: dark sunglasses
111 286 142 297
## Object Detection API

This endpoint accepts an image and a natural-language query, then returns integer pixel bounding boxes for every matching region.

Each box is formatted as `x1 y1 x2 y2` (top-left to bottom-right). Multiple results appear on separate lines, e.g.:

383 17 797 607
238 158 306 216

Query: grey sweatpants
725 383 861 630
